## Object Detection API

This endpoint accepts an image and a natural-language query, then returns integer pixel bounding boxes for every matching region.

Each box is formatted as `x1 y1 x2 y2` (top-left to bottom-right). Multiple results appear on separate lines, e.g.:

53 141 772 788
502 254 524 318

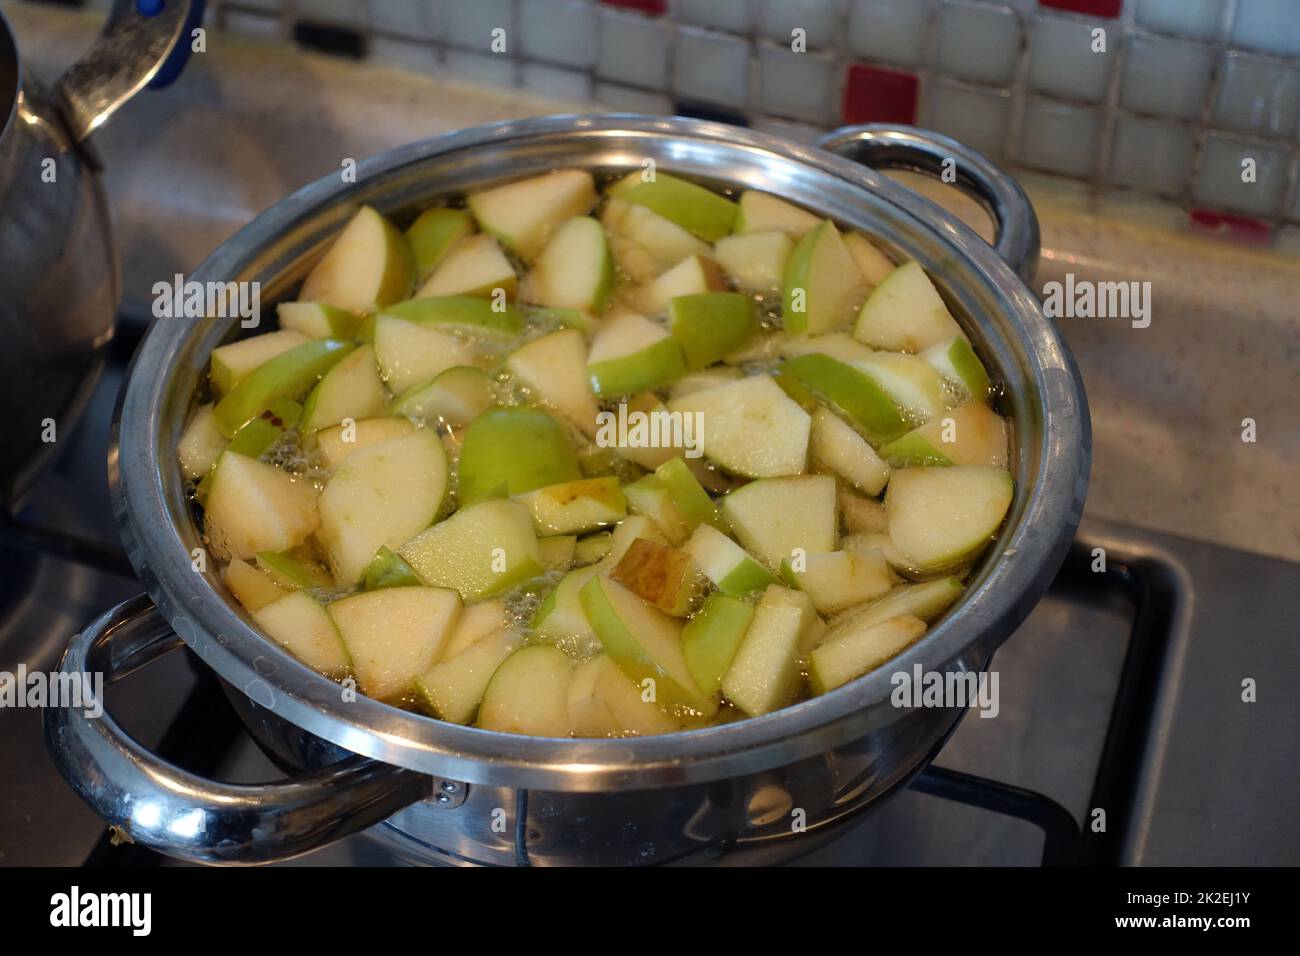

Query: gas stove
2 314 1296 868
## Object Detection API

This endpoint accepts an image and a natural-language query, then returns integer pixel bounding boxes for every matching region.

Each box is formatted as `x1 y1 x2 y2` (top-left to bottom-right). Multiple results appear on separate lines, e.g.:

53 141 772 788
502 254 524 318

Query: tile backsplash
90 0 1300 244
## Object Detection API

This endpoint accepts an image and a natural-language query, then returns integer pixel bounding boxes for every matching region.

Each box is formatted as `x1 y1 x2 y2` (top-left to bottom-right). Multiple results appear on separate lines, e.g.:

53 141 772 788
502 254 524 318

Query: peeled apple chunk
782 220 868 336
442 599 509 659
809 614 927 695
608 170 738 242
734 190 821 237
252 591 351 677
809 406 891 496
886 466 1014 570
417 233 517 299
721 585 820 717
622 475 690 545
372 316 477 396
665 375 810 478
328 586 462 700
877 402 1009 468
633 254 724 316
684 524 777 597
315 416 416 469
213 339 353 437
523 216 613 312
299 205 414 313
568 653 679 737
842 231 896 286
398 498 544 601
317 430 449 585
204 452 319 561
720 474 837 569
467 169 596 262
477 644 575 736
780 549 894 616
457 407 581 504
829 577 964 635
854 261 964 353
713 230 793 293
417 628 522 725
505 328 600 437
587 308 687 397
209 330 308 394
224 558 288 613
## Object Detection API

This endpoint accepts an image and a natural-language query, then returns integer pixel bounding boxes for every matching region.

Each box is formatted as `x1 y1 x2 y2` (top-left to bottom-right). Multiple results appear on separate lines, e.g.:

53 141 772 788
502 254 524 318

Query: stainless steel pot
46 116 1090 866
0 0 194 507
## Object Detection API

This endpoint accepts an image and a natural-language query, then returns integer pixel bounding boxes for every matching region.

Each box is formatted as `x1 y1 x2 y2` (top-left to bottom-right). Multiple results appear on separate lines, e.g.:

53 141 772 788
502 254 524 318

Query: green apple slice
522 216 613 313
683 524 777 596
579 574 715 714
575 532 613 565
458 407 581 504
720 474 837 568
668 368 745 402
223 558 289 613
632 253 725 316
179 404 226 480
417 628 523 725
398 498 544 600
299 205 415 313
886 466 1013 569
682 594 754 697
210 330 309 394
622 475 690 545
841 531 934 580
878 402 1008 468
506 328 599 437
734 190 821 237
809 614 927 695
371 315 478 396
779 352 909 445
255 549 333 590
782 220 868 336
406 207 474 281
204 452 319 561
587 308 687 396
222 415 283 467
391 366 495 428
381 294 524 337
839 489 889 534
318 430 448 585
568 653 680 737
666 375 809 478
608 170 738 241
213 339 353 437
362 545 423 591
809 406 891 496
467 169 597 262
654 457 724 532
610 537 703 616
780 549 893 616
539 535 577 571
854 261 963 352
328 586 462 700
920 334 990 402
721 585 820 716
668 291 753 369
531 565 602 653
277 302 363 340
778 331 878 366
300 343 388 433
850 352 947 422
315 416 416 469
601 391 681 470
253 591 352 678
443 599 509 659
603 196 711 269
516 476 626 535
416 234 517 299
829 577 965 635
713 230 793 293
842 231 896 286
477 645 575 736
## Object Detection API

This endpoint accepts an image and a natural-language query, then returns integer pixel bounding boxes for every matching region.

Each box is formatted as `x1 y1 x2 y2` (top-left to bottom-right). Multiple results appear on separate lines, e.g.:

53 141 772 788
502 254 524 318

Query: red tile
1189 208 1274 246
599 0 668 15
1038 0 1123 17
842 64 919 125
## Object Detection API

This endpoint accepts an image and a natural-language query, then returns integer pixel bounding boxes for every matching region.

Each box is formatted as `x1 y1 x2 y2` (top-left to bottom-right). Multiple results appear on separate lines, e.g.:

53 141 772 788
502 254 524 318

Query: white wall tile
935 1 1020 87
678 0 756 34
596 9 671 89
673 26 751 109
444 47 518 87
367 1 438 40
518 0 597 68
1135 0 1224 41
1107 115 1194 195
595 82 674 114
1230 0 1300 58
521 61 594 101
1120 34 1212 120
924 80 1012 161
1194 133 1289 216
1028 15 1115 104
1018 97 1100 178
438 0 514 53
1213 53 1300 139
847 0 930 68
759 0 843 51
757 44 835 123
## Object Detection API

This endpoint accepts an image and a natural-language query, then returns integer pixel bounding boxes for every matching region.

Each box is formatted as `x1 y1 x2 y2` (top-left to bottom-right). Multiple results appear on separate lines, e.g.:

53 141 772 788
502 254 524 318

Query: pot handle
815 124 1040 283
43 594 431 865
55 0 202 144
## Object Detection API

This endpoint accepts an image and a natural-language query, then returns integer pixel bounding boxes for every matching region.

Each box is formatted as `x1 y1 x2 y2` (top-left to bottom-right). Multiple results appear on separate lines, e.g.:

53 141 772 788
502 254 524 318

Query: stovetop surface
2 330 1297 867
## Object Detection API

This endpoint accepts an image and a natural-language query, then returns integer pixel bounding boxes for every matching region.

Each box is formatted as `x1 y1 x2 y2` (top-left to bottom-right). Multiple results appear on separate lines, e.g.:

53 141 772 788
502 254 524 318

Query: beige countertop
8 3 1298 563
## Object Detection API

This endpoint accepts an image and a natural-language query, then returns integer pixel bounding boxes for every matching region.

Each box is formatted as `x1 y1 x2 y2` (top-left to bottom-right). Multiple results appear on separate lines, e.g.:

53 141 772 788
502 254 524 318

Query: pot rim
112 114 1090 791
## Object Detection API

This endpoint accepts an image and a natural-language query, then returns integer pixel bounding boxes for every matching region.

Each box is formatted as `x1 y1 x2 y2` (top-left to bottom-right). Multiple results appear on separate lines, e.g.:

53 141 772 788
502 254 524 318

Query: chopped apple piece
506 328 600 437
839 489 889 534
277 302 362 340
878 402 1009 468
213 339 354 437
531 565 602 653
605 390 683 470
575 532 613 565
779 352 910 445
782 220 868 336
516 476 626 535
683 524 777 596
587 308 687 397
204 452 319 561
539 534 577 571
842 231 896 286
602 197 711 278
809 406 891 496
457 407 581 504
830 577 965 635
223 558 288 613
568 653 679 737
362 545 423 591
417 233 517 299
299 205 414 313
477 645 575 736
210 330 309 395
654 457 724 532
632 254 725 316
442 599 510 659
889 465 1013 571
622 475 690 545
854 261 963 352
809 614 927 694
841 531 933 579
777 331 878 366
253 591 351 677
328 586 462 700
668 292 753 369
467 169 597 262
682 594 754 697
391 366 495 428
398 498 543 601
300 343 388 433
920 335 991 403
735 190 821 237
405 207 474 281
418 628 522 725
604 514 669 565
666 375 809 478
780 549 893 616
381 295 524 337
667 367 743 399
178 404 227 480
721 585 819 716
720 474 837 568
713 230 793 293
523 216 613 313
608 170 738 241
371 315 476 397
315 417 416 469
610 537 703 616
851 351 947 422
256 549 333 590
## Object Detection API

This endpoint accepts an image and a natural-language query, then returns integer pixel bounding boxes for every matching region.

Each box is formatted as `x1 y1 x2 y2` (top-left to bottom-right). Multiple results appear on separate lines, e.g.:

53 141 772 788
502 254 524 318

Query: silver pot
46 116 1089 866
0 1 193 506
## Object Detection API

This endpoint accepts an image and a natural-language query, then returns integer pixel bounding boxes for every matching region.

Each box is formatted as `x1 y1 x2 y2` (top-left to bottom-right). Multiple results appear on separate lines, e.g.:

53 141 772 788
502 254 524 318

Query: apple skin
654 457 725 532
668 292 753 369
406 207 474 280
588 338 687 397
682 594 754 697
781 220 866 336
921 335 990 402
213 338 354 438
609 171 738 242
210 330 309 394
779 352 910 446
457 407 582 504
609 537 702 616
256 549 333 590
380 294 523 337
363 545 423 590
